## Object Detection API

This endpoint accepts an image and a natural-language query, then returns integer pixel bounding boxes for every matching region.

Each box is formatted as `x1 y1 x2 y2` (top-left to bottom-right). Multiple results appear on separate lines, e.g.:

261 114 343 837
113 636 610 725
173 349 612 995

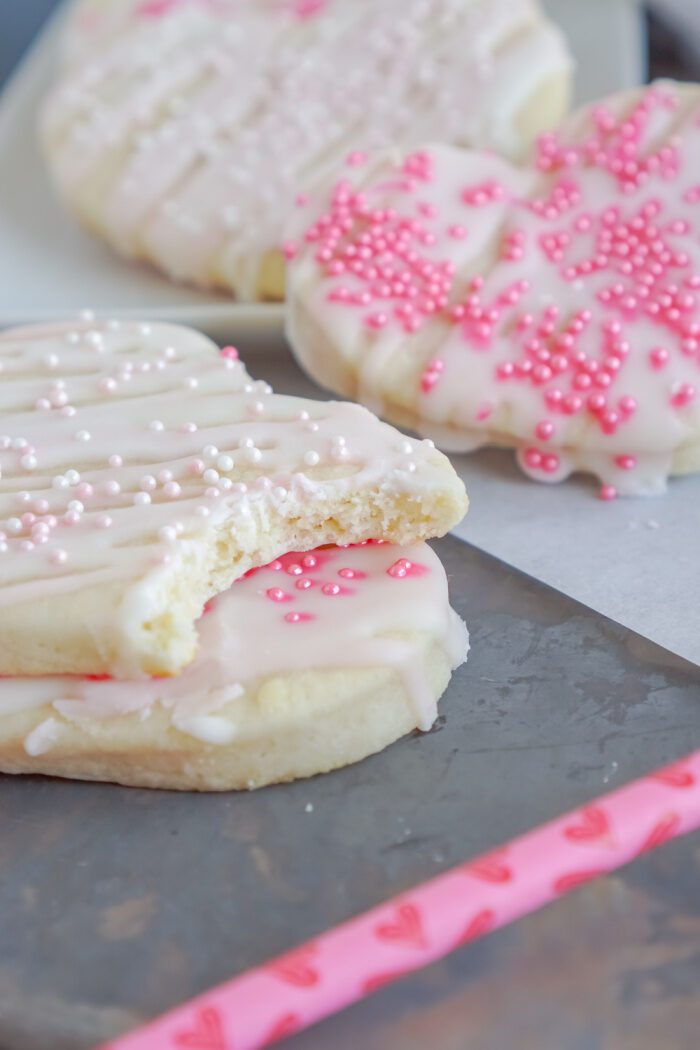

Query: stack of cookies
0 320 468 789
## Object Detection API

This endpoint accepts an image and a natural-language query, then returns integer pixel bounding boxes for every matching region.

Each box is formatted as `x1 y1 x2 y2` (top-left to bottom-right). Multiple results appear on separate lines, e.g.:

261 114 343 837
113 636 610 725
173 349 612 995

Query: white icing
43 0 571 298
287 83 700 495
1 542 469 748
0 319 459 674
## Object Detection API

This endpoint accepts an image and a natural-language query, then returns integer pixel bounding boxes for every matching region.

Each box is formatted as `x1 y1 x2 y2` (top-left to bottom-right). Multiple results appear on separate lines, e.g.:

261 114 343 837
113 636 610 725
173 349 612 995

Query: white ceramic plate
0 0 644 343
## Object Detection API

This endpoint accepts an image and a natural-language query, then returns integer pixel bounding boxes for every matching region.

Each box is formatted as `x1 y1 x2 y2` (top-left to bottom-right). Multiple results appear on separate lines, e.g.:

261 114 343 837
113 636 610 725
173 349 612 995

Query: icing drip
287 83 700 496
44 0 571 298
0 542 469 748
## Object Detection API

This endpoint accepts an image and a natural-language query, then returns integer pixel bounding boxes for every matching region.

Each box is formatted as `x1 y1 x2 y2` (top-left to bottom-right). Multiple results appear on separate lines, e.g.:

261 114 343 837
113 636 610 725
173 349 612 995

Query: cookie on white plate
287 82 700 498
0 320 466 678
41 0 572 300
0 540 468 791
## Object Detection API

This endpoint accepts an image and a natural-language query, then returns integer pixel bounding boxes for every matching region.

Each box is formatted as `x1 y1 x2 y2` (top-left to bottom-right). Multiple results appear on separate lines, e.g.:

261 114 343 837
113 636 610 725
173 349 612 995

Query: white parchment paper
450 448 700 667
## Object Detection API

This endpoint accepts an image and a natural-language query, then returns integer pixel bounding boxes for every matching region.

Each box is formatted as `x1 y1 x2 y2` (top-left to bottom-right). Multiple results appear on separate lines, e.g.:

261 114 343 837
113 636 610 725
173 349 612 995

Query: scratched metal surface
1 524 699 1050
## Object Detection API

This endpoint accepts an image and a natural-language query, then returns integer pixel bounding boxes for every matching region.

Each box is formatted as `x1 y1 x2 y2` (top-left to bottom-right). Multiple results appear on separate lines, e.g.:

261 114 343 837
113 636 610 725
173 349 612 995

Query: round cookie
0 319 466 679
286 82 700 498
0 541 469 791
42 0 572 300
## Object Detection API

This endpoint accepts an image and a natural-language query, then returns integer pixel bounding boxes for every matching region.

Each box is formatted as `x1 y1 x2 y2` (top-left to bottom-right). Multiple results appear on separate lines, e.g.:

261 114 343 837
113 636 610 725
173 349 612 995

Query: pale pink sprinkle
321 583 342 596
346 150 367 167
296 578 313 590
282 240 298 261
338 568 366 580
284 611 315 624
266 588 293 603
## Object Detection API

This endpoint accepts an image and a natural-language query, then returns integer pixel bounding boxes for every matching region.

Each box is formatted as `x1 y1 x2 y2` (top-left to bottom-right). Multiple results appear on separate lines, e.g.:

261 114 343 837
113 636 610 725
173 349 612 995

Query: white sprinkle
67 500 84 514
60 405 76 418
163 481 181 499
164 346 176 360
182 422 198 434
44 354 59 369
149 420 165 432
157 469 173 484
75 430 92 443
140 324 152 336
140 475 157 491
86 330 103 347
65 331 80 344
304 803 314 813
109 454 123 469
103 480 121 497
203 444 219 459
133 491 151 506
203 468 220 484
158 525 177 543
11 437 28 450
304 451 320 467
65 469 80 485
195 505 210 517
184 376 199 389
100 377 117 394
305 422 320 433
20 454 38 471
399 440 414 455
646 519 660 530
79 308 95 322
247 401 265 416
96 514 112 529
35 398 51 411
6 518 22 534
298 410 310 421
217 454 234 472
51 547 67 565
246 447 262 464
17 492 31 505
219 477 233 491
0 436 10 450
52 475 69 490
238 437 254 449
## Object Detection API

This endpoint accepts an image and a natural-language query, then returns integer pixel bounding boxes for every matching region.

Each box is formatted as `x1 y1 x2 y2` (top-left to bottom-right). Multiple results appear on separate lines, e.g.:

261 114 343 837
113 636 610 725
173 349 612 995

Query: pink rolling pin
99 750 700 1050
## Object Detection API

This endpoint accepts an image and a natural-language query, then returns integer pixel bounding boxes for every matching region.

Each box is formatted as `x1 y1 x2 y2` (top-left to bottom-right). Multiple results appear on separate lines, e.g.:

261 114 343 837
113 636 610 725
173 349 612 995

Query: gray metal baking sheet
1 533 698 1050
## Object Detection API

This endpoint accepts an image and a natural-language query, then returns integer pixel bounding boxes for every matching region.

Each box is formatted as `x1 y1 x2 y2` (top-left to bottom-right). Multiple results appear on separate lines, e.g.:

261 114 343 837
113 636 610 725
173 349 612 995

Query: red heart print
650 763 696 789
174 1006 226 1050
553 868 608 894
464 851 513 883
362 969 412 995
375 902 427 949
563 806 612 845
262 1012 301 1046
268 947 319 988
454 908 497 948
639 811 681 853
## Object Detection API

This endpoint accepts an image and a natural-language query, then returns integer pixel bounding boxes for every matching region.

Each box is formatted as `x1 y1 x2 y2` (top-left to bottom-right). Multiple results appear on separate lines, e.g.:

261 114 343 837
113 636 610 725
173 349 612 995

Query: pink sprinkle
338 567 366 579
221 346 239 360
366 312 388 330
282 240 298 261
286 563 303 576
649 347 669 370
266 588 293 603
535 421 555 441
671 383 696 407
600 485 618 501
615 455 637 470
387 558 428 579
524 448 543 469
284 612 315 624
346 150 367 168
296 578 314 590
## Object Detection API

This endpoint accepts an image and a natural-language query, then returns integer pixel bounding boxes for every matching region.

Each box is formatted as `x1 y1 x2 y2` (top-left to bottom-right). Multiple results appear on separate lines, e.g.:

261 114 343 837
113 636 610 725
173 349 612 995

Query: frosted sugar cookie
0 320 466 678
0 540 468 790
42 0 572 299
287 82 700 498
